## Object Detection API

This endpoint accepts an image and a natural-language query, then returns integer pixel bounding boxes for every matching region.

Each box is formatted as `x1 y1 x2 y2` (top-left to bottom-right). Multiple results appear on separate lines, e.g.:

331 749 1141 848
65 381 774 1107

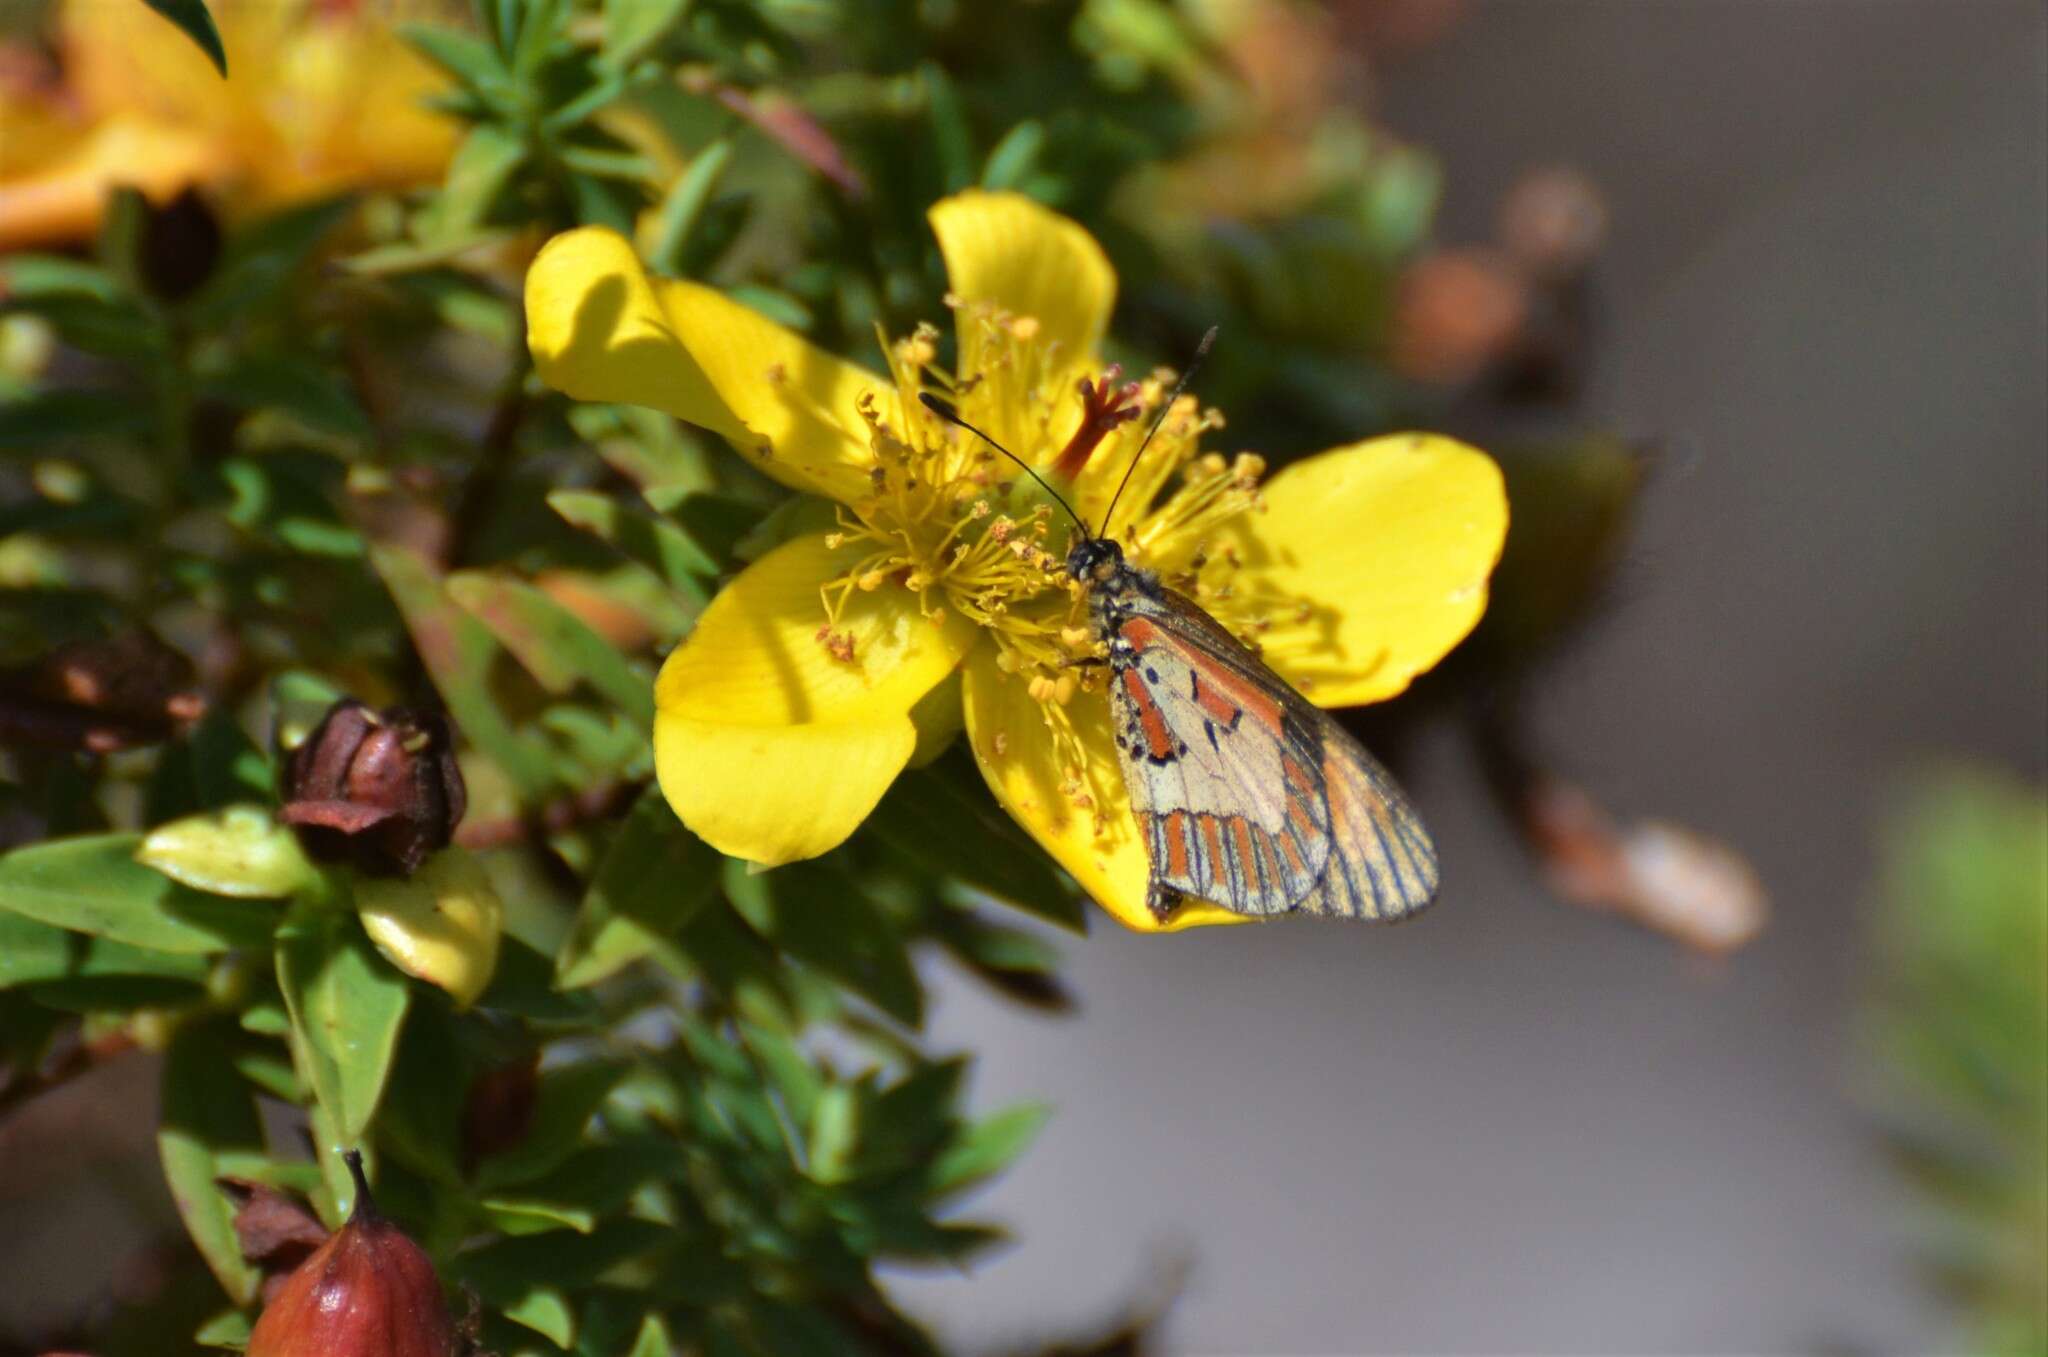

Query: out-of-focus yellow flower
0 0 456 251
525 190 1506 931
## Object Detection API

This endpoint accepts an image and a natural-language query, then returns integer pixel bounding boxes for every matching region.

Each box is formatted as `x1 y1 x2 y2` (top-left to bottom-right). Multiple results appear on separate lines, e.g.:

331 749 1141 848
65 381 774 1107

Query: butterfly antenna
1096 325 1219 538
918 392 1089 539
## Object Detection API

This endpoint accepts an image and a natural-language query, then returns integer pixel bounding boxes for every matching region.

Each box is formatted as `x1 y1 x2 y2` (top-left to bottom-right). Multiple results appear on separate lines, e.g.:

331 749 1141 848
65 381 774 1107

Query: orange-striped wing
1106 588 1438 922
1295 709 1439 921
1108 599 1331 918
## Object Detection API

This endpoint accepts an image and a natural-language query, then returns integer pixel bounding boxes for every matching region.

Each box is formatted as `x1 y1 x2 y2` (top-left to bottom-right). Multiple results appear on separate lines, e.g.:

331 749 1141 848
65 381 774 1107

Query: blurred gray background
893 2 2048 1353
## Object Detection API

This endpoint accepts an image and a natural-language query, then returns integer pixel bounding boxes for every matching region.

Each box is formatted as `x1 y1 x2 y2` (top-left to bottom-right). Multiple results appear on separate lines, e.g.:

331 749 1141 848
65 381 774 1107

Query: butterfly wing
1294 709 1440 921
1106 592 1333 917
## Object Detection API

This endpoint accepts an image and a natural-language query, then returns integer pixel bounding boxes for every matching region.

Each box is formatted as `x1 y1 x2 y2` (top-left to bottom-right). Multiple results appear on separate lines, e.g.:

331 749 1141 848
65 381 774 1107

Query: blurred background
2 1 2042 1354
889 3 2048 1352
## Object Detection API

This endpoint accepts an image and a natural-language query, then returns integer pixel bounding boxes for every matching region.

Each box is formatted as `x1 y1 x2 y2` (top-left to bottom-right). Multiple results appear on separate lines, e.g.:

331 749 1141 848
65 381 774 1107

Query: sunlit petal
654 532 976 864
960 647 1247 933
527 227 882 502
1223 434 1506 707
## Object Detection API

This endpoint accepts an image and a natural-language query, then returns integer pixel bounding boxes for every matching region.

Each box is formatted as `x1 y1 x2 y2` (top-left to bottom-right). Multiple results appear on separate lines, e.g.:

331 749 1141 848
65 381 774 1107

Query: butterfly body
1069 537 1441 924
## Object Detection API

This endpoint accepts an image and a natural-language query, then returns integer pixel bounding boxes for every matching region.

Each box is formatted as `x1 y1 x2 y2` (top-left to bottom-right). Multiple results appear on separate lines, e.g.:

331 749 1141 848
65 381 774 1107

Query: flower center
815 307 1285 826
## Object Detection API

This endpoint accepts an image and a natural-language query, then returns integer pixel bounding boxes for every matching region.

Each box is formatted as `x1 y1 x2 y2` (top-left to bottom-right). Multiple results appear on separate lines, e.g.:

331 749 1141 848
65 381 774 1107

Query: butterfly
920 333 1439 925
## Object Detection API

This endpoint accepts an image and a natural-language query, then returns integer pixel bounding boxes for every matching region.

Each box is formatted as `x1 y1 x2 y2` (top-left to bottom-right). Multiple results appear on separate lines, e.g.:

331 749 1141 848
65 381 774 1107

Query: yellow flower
525 191 1507 932
0 0 455 251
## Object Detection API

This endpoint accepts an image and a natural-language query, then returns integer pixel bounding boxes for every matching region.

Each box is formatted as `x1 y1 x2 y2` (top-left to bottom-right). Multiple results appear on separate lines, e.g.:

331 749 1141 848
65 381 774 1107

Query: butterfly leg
1146 880 1184 922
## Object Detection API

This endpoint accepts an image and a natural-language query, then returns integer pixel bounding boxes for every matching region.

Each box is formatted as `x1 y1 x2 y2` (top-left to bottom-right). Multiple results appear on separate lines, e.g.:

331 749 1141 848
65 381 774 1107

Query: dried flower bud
0 630 204 752
278 699 466 877
1497 166 1608 281
245 1152 455 1357
1389 247 1529 386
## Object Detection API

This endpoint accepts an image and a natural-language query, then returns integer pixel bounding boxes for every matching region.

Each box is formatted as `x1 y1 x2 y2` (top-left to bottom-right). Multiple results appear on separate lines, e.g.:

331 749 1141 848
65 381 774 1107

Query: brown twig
453 778 643 850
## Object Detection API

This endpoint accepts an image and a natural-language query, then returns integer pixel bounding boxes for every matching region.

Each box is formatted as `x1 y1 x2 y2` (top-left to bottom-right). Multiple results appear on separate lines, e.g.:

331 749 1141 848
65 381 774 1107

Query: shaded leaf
448 571 654 723
142 0 227 75
723 857 923 1026
158 1020 264 1306
0 833 276 953
869 761 1084 930
556 789 717 988
277 906 411 1140
370 542 555 800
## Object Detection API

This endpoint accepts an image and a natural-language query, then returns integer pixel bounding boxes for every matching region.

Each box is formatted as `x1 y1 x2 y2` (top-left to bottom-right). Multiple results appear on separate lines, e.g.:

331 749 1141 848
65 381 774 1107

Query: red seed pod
245 1152 455 1357
279 698 467 877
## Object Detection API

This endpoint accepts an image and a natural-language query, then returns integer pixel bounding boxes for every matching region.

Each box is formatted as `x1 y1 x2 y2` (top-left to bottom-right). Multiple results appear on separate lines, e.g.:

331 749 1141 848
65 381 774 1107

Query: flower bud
245 1152 455 1357
278 699 466 877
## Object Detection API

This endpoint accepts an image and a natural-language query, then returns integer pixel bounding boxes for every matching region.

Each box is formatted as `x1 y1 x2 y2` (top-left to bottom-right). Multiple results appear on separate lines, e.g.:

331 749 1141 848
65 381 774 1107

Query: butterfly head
1065 535 1126 587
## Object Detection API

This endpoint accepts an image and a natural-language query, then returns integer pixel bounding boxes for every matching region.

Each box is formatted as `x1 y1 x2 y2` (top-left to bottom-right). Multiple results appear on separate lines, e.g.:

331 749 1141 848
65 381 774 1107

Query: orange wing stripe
1164 810 1191 880
1122 669 1178 761
1198 813 1228 875
1230 817 1261 893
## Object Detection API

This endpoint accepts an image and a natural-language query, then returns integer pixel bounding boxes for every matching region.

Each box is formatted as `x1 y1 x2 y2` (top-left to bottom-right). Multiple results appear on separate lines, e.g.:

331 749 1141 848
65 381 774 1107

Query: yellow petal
526 227 880 502
0 117 228 252
1225 434 1506 707
959 646 1246 934
929 190 1115 399
654 532 975 865
355 847 504 1009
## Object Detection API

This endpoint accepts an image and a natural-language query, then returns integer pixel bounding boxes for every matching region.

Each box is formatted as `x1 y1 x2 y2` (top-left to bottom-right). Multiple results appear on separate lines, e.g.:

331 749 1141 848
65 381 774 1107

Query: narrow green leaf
603 0 689 68
480 1195 598 1235
921 62 975 193
646 138 733 277
196 355 370 439
190 703 277 808
474 1060 629 1189
193 1309 252 1349
398 22 512 97
0 390 153 445
447 571 654 723
418 124 526 241
556 790 718 988
0 254 124 303
723 858 924 1026
277 907 411 1140
157 1020 263 1306
0 834 276 953
929 1101 1052 1196
625 1314 674 1357
547 490 717 603
142 0 227 75
981 119 1045 190
369 542 555 801
868 761 1085 930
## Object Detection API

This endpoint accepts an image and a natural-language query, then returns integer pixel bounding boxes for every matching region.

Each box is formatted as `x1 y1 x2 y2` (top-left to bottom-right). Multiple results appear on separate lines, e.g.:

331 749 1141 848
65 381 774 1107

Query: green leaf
547 490 716 601
399 22 513 99
0 834 276 953
480 1195 598 1235
142 0 227 75
196 355 371 440
277 906 411 1140
419 124 527 241
474 1060 629 1189
603 0 690 68
625 1314 674 1357
157 1020 263 1306
370 542 555 801
869 761 1084 930
723 857 923 1026
928 1101 1051 1196
0 255 124 303
982 119 1045 191
0 390 154 446
556 789 718 988
194 1309 253 1350
647 139 734 277
138 805 315 898
375 998 469 1184
447 571 654 724
0 912 209 989
190 702 277 807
